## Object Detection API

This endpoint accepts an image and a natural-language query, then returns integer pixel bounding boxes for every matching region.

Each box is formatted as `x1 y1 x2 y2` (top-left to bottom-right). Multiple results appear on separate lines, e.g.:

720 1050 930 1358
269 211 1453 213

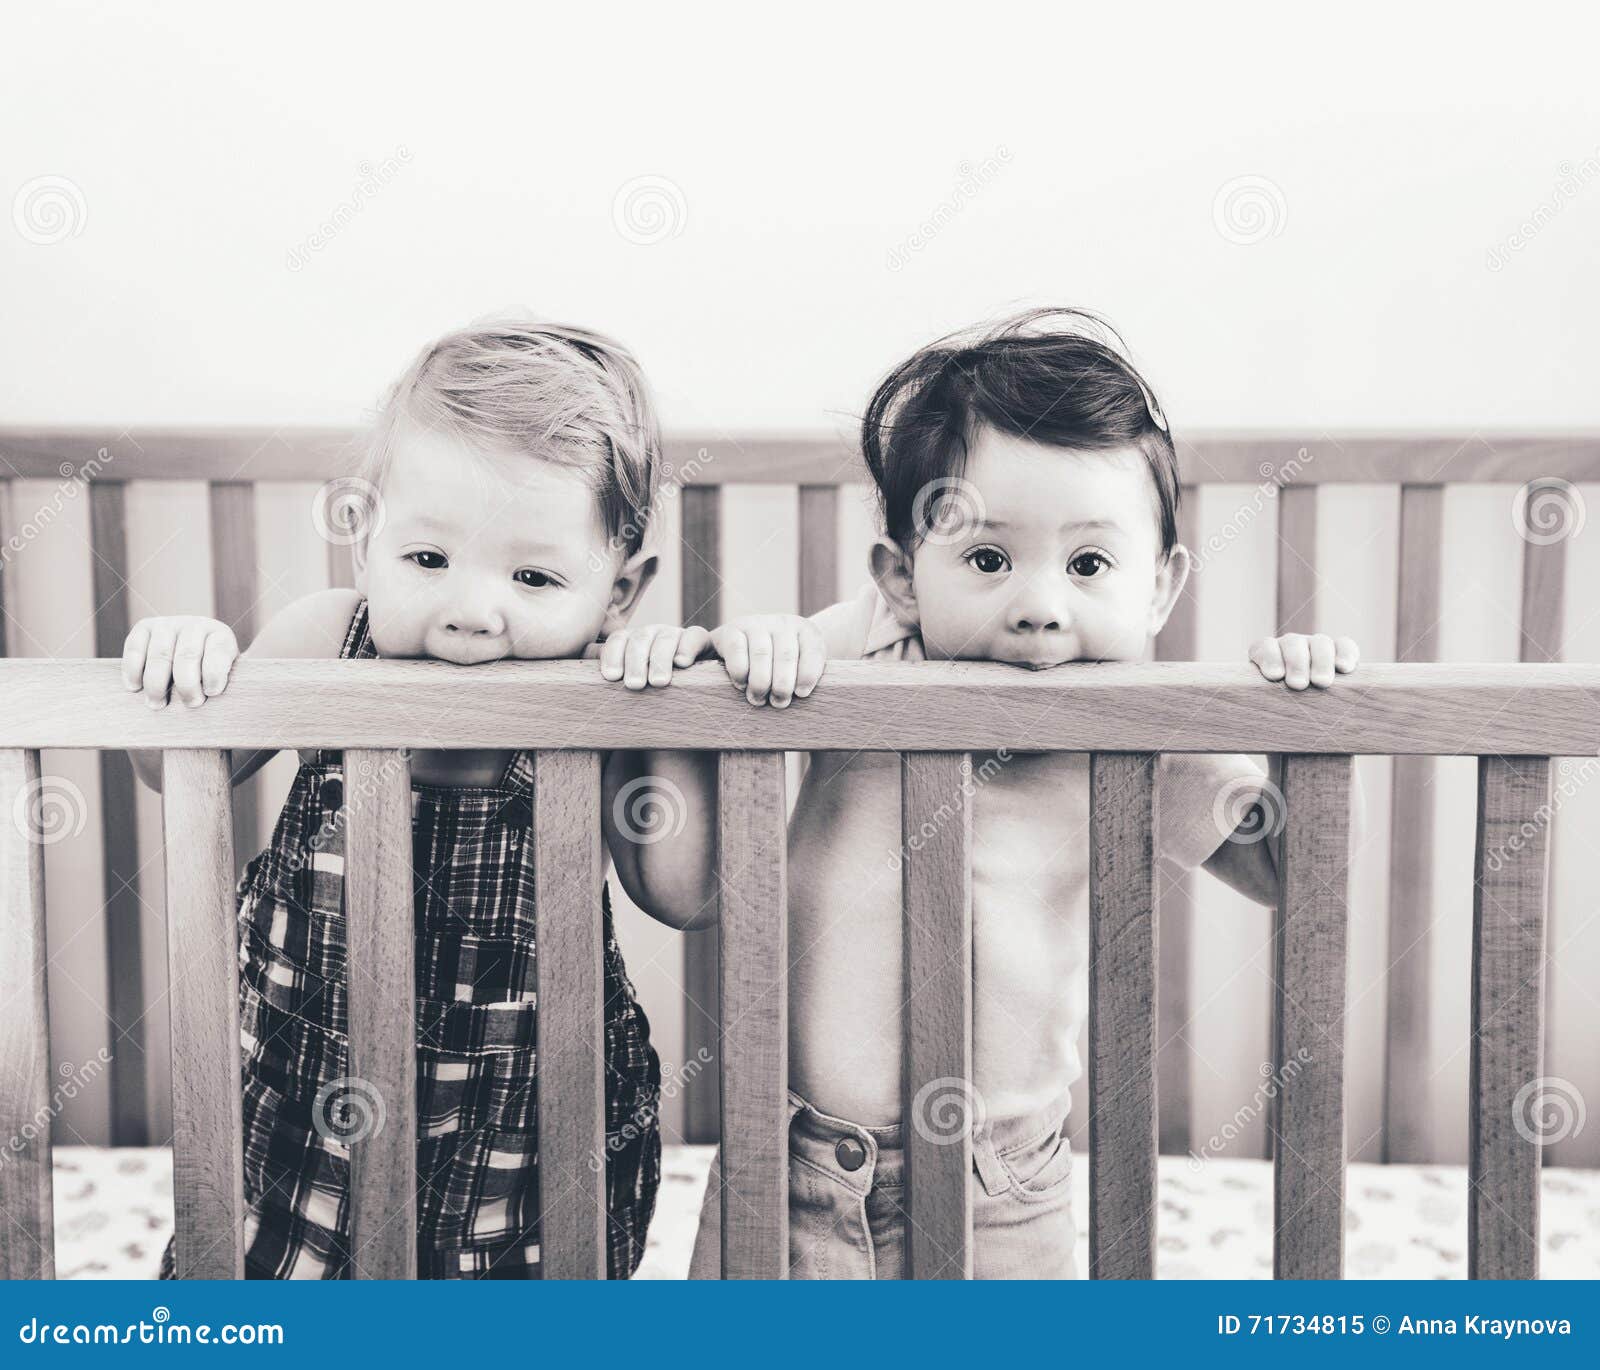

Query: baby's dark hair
861 307 1180 557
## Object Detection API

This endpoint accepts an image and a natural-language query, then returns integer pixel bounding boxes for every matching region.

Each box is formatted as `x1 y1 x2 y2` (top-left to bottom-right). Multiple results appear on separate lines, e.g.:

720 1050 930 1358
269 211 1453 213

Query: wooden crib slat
1469 755 1552 1280
0 480 12 658
797 485 839 615
1516 497 1567 1166
1270 753 1352 1280
1088 752 1159 1279
1154 487 1197 1155
681 485 722 1145
716 751 788 1279
901 751 973 1279
89 481 148 1146
341 748 417 1279
1275 485 1318 636
208 482 260 880
533 750 606 1279
1385 484 1443 1163
160 749 244 1279
0 749 55 1278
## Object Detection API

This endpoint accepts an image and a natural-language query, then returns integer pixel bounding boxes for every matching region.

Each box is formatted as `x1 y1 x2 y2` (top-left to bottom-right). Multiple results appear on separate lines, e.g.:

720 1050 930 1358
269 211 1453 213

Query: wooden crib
0 428 1595 1281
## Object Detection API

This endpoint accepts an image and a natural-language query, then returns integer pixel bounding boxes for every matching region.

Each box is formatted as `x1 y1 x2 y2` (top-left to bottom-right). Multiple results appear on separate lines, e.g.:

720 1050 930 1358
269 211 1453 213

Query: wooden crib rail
0 659 1587 1280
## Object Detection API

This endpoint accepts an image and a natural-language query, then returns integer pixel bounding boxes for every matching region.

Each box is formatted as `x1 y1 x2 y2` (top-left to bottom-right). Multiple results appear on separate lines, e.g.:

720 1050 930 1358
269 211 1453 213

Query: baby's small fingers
1333 636 1360 674
768 634 801 708
647 629 680 687
599 630 631 681
1248 637 1286 681
623 628 660 690
200 629 237 697
718 628 750 689
141 627 177 709
170 625 210 707
795 626 826 699
121 623 151 691
1307 635 1339 689
744 629 774 704
1279 634 1312 689
674 625 711 667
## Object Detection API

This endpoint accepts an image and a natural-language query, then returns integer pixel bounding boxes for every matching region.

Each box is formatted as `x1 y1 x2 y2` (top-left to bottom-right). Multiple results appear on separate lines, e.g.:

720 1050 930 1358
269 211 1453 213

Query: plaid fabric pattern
160 601 660 1279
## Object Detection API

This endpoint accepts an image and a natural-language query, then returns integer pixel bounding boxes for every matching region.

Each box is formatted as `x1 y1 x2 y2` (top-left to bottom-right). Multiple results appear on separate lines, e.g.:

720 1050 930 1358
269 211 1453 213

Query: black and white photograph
1 0 1597 1333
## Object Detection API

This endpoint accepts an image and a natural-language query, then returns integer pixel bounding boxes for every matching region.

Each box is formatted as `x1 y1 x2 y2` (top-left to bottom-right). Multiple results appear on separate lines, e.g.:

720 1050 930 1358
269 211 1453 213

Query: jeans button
835 1137 866 1172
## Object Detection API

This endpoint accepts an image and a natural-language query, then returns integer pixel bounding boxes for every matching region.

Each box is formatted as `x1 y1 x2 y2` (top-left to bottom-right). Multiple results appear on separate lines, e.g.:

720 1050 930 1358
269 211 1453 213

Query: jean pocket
994 1125 1074 1201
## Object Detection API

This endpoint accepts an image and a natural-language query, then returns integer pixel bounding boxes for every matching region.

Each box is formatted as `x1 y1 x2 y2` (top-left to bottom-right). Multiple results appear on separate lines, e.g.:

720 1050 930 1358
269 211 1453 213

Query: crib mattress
48 1144 1600 1280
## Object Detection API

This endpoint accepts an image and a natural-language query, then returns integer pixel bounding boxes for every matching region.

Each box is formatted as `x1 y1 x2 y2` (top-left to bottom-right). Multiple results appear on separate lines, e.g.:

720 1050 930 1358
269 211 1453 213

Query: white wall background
5 0 1599 1196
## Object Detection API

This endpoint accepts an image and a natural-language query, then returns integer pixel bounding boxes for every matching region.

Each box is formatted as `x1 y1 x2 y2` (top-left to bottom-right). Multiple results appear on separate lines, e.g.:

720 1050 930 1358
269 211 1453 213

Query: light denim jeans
687 1088 1077 1279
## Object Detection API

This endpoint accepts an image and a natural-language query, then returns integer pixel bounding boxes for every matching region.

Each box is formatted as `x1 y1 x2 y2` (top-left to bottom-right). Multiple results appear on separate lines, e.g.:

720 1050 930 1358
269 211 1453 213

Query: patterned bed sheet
49 1145 1600 1279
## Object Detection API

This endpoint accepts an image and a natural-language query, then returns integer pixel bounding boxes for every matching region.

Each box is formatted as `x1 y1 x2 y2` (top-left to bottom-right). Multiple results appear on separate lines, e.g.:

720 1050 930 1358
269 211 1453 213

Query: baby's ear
602 548 659 633
1148 544 1192 635
869 536 919 627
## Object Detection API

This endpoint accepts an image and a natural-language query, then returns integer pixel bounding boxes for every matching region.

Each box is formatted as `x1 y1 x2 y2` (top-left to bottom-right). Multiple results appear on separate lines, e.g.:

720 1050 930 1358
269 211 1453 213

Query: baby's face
355 423 636 663
901 427 1178 669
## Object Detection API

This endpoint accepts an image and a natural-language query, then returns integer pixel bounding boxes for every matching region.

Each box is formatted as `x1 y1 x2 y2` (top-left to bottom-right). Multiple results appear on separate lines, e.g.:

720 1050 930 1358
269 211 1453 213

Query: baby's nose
445 606 504 635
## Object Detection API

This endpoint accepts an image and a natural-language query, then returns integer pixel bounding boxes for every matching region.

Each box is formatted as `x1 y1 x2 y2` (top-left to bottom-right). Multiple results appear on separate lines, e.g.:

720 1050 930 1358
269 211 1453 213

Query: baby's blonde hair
361 316 662 559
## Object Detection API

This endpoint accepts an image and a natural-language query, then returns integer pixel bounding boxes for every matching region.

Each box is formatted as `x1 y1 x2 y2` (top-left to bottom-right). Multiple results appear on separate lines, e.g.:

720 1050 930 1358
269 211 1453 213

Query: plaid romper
160 599 661 1279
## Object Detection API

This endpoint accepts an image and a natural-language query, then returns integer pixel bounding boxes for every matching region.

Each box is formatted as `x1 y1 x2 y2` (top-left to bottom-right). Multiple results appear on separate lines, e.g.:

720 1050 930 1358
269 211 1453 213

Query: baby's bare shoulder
245 587 362 660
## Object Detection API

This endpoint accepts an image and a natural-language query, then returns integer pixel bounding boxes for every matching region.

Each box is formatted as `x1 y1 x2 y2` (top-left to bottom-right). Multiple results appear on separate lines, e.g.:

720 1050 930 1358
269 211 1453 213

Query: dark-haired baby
606 310 1362 1279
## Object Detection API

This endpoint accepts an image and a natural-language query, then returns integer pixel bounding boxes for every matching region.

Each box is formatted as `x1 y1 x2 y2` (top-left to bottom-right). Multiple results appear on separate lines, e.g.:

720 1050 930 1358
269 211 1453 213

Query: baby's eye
1068 550 1113 578
406 550 447 570
964 546 1011 575
515 568 557 590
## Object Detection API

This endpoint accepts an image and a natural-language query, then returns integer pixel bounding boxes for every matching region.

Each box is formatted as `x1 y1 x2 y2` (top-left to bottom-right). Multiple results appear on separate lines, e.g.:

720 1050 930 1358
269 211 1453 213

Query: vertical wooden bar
1384 484 1443 1163
534 749 606 1278
1154 487 1197 1155
901 751 973 1280
1270 754 1352 1280
342 748 416 1279
89 481 148 1145
1275 484 1318 636
0 749 54 1278
0 479 13 658
160 749 244 1279
208 482 260 879
797 485 839 616
716 751 787 1279
1517 496 1567 1163
1468 756 1551 1280
1088 752 1158 1279
681 485 722 1144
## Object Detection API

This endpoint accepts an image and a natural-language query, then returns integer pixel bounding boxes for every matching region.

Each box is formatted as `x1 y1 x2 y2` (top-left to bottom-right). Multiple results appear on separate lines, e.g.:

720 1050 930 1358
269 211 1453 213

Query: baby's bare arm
124 587 360 793
1201 771 1368 906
